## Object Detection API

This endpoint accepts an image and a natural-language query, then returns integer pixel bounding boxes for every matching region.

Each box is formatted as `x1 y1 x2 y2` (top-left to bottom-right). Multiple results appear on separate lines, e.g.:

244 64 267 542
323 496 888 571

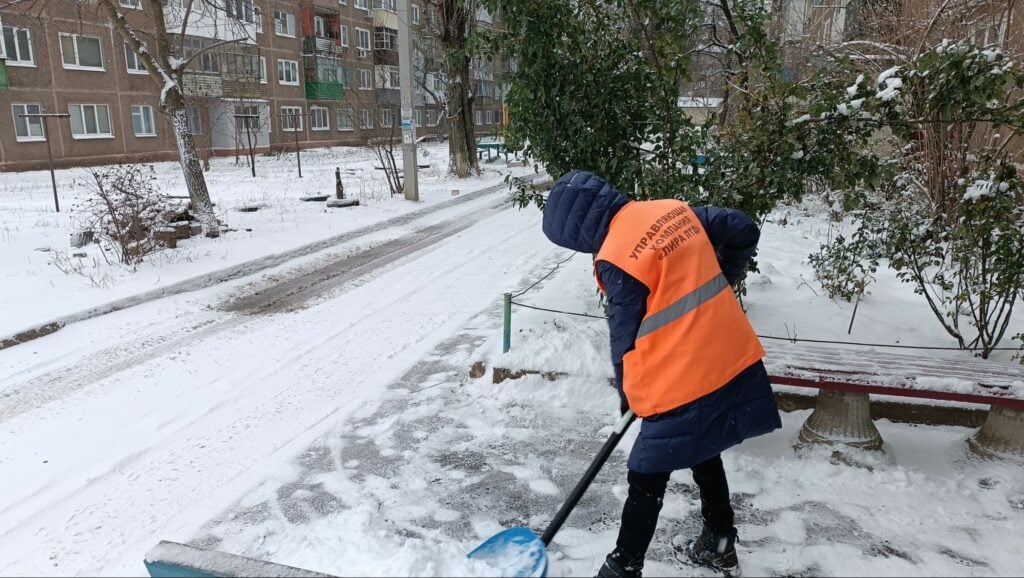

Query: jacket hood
542 171 630 254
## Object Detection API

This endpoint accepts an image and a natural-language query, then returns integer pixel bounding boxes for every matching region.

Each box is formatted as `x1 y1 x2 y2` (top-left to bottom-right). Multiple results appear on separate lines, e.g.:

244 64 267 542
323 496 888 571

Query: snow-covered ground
0 144 533 339
1 155 1023 577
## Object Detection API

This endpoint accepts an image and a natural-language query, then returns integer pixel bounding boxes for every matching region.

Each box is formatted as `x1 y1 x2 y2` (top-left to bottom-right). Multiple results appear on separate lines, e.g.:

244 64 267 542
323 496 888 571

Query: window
379 108 393 128
340 25 349 47
339 67 353 88
414 109 423 127
12 103 44 141
120 0 141 8
2 27 34 66
374 27 397 51
235 104 260 130
360 109 373 129
199 52 219 73
224 0 257 23
337 108 354 131
274 11 296 36
314 16 327 38
277 59 300 85
60 34 103 70
426 109 438 126
310 107 329 131
254 6 263 33
281 106 303 131
355 28 371 56
68 104 113 139
474 109 482 125
358 68 371 90
185 106 202 134
374 0 396 10
411 4 420 24
259 56 267 83
124 43 146 74
355 0 368 9
131 105 156 137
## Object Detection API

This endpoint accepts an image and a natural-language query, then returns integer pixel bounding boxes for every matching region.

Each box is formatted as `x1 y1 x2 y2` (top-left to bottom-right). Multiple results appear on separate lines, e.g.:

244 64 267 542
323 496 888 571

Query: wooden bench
762 339 1024 457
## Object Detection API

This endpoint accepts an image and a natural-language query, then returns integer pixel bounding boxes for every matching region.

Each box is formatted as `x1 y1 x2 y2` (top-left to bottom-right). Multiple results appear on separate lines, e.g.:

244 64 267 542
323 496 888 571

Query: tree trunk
168 104 215 228
439 0 478 178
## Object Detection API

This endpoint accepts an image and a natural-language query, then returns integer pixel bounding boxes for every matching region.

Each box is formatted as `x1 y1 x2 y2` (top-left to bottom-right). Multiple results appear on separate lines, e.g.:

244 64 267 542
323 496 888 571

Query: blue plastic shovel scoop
468 410 637 577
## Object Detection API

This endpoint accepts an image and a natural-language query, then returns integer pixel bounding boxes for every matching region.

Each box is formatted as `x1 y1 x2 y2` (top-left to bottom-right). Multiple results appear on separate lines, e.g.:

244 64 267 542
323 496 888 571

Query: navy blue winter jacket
542 170 781 473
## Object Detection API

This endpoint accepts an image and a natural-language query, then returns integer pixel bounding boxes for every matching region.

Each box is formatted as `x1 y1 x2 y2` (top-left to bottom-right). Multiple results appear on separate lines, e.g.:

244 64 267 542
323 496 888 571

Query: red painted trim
769 374 1024 409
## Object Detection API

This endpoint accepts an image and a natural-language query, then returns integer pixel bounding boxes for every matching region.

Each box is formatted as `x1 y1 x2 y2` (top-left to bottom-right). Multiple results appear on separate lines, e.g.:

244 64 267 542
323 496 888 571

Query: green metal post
503 292 511 353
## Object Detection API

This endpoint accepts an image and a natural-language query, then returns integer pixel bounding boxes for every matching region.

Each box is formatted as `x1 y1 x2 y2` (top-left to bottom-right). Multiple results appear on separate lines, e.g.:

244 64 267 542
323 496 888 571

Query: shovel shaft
540 410 636 545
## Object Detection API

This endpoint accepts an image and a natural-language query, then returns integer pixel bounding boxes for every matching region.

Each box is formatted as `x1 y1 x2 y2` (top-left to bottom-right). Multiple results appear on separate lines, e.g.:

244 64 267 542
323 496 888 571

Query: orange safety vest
596 200 765 417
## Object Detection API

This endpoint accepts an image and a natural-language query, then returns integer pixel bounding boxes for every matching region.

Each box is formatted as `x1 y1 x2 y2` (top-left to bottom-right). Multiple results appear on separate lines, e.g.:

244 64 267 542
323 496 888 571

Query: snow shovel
467 410 637 577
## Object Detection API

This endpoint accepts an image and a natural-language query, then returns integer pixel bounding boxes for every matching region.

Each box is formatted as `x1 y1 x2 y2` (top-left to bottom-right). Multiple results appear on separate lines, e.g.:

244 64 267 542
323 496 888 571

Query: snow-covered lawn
0 145 532 339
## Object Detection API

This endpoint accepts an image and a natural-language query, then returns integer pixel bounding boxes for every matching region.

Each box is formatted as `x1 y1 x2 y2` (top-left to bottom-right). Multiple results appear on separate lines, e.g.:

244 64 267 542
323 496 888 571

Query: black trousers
611 454 734 569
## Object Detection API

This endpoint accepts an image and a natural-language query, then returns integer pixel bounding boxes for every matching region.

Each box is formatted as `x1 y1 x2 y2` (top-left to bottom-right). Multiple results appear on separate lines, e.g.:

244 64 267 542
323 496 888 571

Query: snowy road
0 189 556 575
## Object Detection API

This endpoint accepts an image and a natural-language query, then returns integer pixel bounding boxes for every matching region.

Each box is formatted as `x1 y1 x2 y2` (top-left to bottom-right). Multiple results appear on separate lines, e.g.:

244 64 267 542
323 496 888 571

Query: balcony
303 54 345 101
222 73 262 99
182 72 224 97
303 36 344 56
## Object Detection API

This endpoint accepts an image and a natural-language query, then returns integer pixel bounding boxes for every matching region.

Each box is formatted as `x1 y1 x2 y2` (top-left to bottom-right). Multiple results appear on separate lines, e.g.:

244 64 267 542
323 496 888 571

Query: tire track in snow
0 197 509 424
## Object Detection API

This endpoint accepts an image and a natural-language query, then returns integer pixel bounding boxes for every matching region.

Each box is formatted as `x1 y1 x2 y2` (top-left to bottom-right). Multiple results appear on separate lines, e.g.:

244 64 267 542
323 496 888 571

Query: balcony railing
303 36 344 56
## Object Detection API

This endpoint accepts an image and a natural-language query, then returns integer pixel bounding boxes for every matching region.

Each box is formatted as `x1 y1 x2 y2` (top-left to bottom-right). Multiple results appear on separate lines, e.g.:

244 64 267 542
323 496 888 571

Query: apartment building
0 0 508 171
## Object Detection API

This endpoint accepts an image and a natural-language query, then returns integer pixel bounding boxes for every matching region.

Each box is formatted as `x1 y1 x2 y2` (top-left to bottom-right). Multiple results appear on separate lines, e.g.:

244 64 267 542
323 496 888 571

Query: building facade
0 0 508 171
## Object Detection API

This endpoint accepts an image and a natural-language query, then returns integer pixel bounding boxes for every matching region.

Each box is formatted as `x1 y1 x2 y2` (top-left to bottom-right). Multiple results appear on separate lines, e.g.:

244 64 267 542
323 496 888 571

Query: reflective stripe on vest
596 200 764 417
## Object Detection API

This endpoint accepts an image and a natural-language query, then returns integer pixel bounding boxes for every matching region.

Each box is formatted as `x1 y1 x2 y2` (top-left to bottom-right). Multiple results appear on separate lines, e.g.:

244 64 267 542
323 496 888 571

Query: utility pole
397 0 419 201
21 111 70 212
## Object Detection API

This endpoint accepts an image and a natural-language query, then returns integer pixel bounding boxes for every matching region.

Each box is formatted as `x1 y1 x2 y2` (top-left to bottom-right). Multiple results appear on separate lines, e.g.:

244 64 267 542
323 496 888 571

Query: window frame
119 0 142 9
340 24 349 47
2 26 35 67
310 106 330 131
358 68 372 90
360 109 373 130
124 43 147 75
12 103 45 142
68 103 114 139
411 4 420 24
280 106 303 132
355 27 371 57
277 59 300 86
259 56 267 84
60 33 105 71
131 104 157 137
337 108 354 131
274 11 296 37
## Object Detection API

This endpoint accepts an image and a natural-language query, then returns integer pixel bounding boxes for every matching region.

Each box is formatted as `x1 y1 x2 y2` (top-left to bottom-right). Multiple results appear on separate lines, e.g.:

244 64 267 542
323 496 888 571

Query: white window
355 0 368 9
379 108 393 128
426 109 438 126
355 28 371 57
60 34 104 70
277 59 300 85
131 105 156 137
124 43 146 74
2 26 34 66
274 11 296 36
185 106 202 134
235 104 260 130
224 0 257 24
411 4 420 24
414 109 423 127
337 108 354 131
474 109 482 125
281 106 303 131
314 16 327 38
360 109 373 129
12 103 45 141
358 68 371 90
310 107 329 131
119 0 141 8
259 56 267 83
340 25 349 47
254 6 263 33
68 104 113 139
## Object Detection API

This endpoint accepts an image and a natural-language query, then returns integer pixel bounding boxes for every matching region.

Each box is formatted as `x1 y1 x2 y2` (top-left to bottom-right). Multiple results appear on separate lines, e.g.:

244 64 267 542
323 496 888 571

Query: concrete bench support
796 389 884 451
967 406 1024 459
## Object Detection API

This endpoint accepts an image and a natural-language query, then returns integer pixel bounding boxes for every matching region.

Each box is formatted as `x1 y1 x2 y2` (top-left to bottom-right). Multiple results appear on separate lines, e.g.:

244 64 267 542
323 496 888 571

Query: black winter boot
596 550 643 578
685 526 740 576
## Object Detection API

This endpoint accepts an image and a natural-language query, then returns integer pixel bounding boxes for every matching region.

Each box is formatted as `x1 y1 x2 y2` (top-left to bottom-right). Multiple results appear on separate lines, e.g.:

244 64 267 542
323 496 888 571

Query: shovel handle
540 410 636 545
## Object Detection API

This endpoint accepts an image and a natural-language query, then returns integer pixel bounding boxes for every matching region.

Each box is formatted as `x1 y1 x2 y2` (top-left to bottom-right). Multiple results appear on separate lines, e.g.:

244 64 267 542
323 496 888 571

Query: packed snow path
0 189 556 575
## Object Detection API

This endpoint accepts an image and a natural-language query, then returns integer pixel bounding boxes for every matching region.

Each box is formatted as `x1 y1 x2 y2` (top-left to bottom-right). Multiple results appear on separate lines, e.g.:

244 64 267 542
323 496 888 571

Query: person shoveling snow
540 171 782 577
